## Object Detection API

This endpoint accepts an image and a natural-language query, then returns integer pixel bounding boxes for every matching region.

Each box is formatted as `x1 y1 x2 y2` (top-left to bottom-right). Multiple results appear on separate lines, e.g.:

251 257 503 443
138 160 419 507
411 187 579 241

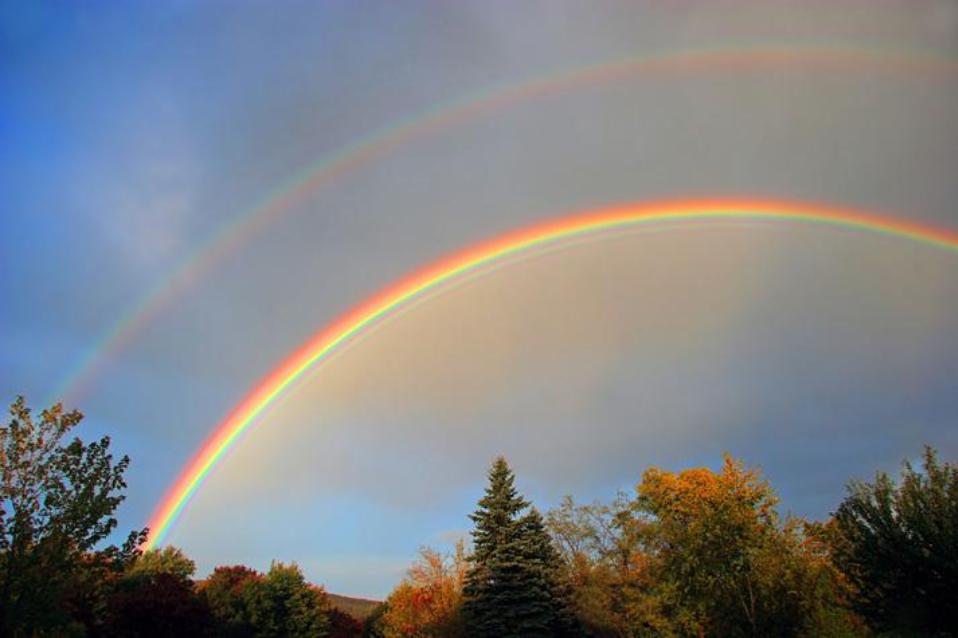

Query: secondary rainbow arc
145 199 958 549
52 44 958 408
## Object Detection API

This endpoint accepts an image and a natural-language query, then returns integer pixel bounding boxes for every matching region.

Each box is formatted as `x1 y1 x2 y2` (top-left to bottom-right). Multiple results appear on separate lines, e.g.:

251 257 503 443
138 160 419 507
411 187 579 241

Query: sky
3 0 958 597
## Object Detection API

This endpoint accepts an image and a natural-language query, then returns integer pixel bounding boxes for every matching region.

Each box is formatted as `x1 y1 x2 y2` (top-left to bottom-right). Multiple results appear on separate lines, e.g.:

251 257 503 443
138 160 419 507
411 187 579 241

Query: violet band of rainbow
145 198 958 548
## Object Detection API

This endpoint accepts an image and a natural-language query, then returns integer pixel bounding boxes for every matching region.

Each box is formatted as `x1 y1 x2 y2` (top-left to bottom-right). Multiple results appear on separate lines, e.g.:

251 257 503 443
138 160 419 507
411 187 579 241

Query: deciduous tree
105 570 211 638
833 446 958 635
200 564 263 637
379 542 468 637
0 396 145 636
128 545 196 580
631 455 862 637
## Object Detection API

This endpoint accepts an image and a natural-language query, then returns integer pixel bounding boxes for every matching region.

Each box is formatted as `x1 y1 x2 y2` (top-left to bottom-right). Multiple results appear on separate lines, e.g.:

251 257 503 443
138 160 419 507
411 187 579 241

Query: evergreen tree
463 457 576 637
516 508 580 637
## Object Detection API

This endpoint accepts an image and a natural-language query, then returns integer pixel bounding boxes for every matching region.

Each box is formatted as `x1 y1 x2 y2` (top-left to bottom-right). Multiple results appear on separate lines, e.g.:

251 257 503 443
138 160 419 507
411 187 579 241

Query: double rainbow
145 198 958 548
53 44 957 408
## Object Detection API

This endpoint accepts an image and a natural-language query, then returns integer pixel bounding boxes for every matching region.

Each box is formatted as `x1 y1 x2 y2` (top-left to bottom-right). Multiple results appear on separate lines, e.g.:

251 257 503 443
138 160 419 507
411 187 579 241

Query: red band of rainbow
145 198 958 548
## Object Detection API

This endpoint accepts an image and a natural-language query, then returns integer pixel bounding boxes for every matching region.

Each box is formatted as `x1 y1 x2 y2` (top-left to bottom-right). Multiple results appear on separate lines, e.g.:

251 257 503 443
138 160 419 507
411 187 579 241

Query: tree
516 508 579 636
635 456 781 635
462 456 576 637
264 562 331 636
200 565 264 637
328 606 364 638
546 494 651 636
832 446 958 635
103 544 211 637
200 562 332 637
379 542 468 637
631 455 861 637
128 546 196 580
105 571 211 638
363 603 388 638
245 562 331 637
547 455 863 637
0 396 145 636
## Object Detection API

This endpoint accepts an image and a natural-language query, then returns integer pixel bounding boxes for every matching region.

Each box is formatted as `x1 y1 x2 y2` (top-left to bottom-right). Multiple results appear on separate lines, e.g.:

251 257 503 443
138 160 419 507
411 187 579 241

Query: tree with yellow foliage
377 542 468 638
633 455 863 637
548 455 864 637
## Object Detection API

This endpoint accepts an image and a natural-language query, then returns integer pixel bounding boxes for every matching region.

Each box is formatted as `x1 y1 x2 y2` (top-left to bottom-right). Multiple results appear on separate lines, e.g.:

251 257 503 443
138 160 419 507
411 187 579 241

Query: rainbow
145 198 958 548
51 44 957 408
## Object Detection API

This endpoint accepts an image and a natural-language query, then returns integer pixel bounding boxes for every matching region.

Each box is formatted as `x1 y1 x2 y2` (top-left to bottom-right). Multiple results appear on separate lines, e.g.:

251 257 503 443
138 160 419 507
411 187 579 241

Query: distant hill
328 593 382 621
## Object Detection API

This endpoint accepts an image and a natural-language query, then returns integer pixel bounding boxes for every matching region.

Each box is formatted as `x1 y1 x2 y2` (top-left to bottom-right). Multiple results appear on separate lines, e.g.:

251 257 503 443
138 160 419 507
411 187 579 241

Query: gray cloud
5 0 957 596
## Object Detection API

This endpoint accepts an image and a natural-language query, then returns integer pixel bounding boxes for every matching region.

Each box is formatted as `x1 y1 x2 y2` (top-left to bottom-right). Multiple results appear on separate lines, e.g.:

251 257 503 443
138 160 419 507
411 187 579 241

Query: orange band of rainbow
145 198 958 548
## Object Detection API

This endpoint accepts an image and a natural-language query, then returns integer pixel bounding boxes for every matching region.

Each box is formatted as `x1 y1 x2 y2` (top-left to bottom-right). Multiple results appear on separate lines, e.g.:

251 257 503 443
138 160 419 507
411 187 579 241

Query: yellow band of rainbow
145 198 958 548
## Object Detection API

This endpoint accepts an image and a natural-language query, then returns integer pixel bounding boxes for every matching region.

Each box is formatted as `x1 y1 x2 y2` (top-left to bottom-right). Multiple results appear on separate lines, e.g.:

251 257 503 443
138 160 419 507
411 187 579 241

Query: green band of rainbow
144 198 958 548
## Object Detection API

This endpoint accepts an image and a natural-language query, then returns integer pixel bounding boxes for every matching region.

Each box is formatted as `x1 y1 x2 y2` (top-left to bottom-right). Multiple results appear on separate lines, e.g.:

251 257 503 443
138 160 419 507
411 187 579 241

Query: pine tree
517 509 579 637
462 457 577 637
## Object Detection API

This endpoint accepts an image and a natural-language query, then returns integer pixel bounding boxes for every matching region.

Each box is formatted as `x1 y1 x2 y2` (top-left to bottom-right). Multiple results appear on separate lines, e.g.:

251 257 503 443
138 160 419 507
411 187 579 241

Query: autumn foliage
546 456 868 637
4 397 956 637
378 543 468 637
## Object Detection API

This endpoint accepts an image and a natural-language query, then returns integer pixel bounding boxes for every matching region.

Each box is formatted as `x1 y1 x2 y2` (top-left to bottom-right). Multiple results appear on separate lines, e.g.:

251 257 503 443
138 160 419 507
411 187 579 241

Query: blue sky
3 0 958 597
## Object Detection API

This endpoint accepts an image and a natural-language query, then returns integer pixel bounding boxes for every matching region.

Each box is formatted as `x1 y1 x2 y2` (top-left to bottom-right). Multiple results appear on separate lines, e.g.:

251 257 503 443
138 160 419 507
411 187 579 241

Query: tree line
372 450 956 637
3 396 956 636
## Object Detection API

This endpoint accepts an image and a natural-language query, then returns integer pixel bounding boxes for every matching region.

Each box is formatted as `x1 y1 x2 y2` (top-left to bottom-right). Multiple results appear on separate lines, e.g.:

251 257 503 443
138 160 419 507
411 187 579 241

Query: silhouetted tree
0 396 145 636
833 446 958 636
329 606 364 638
363 603 388 638
105 571 211 637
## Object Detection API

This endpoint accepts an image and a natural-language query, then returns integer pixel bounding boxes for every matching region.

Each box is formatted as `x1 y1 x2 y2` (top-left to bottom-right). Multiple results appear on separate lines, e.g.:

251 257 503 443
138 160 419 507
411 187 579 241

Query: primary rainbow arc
145 199 958 548
52 44 957 408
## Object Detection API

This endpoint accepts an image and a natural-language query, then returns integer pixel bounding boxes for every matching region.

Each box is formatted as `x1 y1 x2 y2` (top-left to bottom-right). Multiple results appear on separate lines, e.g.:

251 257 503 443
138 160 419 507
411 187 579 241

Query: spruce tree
463 457 577 637
517 509 579 637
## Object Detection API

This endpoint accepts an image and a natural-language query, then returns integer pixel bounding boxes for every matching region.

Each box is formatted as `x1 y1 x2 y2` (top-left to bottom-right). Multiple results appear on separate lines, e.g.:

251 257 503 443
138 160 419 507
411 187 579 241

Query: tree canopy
545 455 865 637
5 393 955 638
378 543 468 637
0 397 145 636
833 446 958 635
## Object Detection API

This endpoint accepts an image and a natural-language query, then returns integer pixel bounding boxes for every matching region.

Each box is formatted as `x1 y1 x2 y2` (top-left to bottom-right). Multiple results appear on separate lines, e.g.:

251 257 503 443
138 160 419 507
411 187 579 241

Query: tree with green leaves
128 546 197 581
0 396 145 636
547 457 865 637
260 562 332 637
833 446 958 636
201 565 264 637
516 507 579 636
462 456 576 637
629 455 863 637
546 493 645 636
201 561 331 637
